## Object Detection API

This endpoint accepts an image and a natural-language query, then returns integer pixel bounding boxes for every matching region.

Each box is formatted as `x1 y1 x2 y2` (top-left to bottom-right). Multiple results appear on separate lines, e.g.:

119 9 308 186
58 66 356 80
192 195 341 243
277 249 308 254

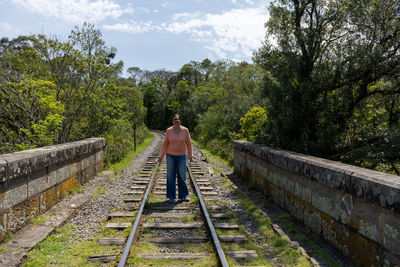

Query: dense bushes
0 24 148 166
252 0 400 174
137 61 264 165
104 124 150 166
139 30 399 174
0 79 64 152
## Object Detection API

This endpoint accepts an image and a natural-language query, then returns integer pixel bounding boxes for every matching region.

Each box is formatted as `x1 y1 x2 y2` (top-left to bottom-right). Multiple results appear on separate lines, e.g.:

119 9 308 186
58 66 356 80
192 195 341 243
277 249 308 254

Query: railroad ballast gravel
69 133 162 239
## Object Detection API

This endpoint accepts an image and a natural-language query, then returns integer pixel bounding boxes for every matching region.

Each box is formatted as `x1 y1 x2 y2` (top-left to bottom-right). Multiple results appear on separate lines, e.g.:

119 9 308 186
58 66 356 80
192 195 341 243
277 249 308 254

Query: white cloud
244 0 255 4
100 3 268 62
11 0 133 23
163 7 268 61
137 7 150 13
103 21 154 34
0 21 12 32
0 21 24 37
231 0 255 6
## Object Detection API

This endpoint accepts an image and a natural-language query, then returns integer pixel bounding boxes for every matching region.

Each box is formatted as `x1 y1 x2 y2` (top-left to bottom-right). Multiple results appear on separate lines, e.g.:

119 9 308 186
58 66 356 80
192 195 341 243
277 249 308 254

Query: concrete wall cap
233 140 400 212
0 138 105 182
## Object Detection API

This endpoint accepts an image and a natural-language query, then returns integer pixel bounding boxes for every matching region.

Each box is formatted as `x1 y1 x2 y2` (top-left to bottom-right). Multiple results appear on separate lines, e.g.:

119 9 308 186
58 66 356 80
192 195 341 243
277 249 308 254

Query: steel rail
187 164 229 267
118 161 160 267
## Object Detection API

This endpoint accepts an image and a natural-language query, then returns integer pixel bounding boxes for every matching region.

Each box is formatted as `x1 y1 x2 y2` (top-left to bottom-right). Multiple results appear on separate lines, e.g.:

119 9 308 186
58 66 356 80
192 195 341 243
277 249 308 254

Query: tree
121 80 146 151
58 22 123 142
199 58 215 81
127 66 143 86
0 27 150 166
0 80 64 152
177 64 202 87
141 78 171 129
239 107 267 142
254 0 400 160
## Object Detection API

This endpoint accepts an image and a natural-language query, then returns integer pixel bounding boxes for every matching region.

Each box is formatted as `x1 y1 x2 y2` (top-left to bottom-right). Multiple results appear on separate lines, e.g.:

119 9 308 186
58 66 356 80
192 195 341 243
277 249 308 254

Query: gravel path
69 132 162 239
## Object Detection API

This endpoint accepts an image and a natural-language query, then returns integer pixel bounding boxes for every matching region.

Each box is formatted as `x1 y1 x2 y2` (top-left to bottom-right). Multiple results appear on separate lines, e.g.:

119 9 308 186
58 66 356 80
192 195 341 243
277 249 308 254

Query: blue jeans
166 154 188 200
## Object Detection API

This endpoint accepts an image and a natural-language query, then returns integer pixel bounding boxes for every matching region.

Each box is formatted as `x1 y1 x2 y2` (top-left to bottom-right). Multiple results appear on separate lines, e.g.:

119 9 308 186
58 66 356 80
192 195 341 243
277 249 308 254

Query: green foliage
107 134 154 173
104 121 149 166
0 79 64 152
168 81 189 110
70 184 83 195
134 60 264 165
0 24 148 163
252 0 400 170
239 106 267 142
141 78 171 130
31 214 46 225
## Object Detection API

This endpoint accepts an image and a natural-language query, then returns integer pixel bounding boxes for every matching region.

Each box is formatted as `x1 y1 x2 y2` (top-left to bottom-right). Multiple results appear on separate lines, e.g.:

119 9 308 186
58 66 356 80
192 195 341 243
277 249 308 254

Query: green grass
146 194 165 205
31 214 46 225
107 134 154 173
235 192 311 266
203 148 232 168
145 193 199 209
24 224 121 267
173 242 214 253
3 232 13 244
93 186 107 197
192 139 232 169
278 217 341 266
70 184 83 195
188 194 199 205
182 214 192 222
0 246 6 253
215 228 242 236
234 186 341 266
25 219 134 265
213 167 223 173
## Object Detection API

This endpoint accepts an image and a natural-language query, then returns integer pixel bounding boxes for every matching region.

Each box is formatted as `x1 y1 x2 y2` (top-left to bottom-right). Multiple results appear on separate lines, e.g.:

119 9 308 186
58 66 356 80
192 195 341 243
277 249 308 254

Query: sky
0 0 271 74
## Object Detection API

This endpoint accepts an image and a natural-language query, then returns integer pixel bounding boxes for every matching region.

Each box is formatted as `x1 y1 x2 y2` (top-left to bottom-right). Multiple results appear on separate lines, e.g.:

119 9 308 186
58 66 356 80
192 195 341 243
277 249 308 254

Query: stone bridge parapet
0 138 105 243
233 140 400 266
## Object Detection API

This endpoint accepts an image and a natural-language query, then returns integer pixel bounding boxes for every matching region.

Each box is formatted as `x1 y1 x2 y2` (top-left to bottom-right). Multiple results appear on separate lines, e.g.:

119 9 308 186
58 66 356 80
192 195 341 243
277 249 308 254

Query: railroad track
88 147 258 266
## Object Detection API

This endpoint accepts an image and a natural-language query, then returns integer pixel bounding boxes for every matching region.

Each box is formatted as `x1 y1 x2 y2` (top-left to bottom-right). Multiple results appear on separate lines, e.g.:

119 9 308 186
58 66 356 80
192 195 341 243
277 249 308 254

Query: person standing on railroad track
155 114 195 203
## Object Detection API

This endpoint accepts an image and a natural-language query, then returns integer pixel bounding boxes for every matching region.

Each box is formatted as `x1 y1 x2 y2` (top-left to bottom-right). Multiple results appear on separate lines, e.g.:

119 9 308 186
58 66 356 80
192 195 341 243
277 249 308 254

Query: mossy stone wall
0 138 104 243
233 140 400 266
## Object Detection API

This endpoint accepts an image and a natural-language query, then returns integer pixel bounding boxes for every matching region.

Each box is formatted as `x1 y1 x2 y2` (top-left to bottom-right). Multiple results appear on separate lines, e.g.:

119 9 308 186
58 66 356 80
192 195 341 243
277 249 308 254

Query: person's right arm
156 130 169 163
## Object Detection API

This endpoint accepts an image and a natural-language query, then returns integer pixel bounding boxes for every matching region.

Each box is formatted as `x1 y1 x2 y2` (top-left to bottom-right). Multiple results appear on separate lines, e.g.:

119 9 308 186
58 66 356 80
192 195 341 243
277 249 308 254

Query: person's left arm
185 129 194 162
